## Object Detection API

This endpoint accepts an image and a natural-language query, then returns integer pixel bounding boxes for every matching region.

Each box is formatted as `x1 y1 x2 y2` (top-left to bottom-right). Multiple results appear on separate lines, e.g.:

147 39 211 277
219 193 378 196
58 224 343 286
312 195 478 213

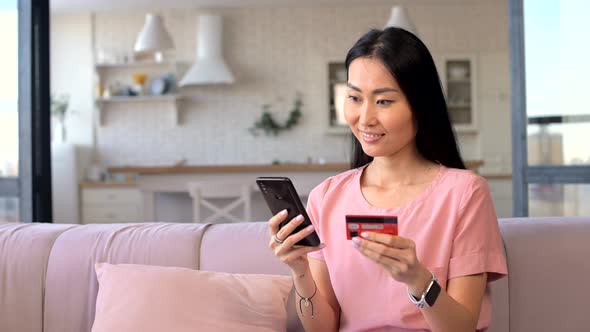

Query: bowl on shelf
149 74 175 95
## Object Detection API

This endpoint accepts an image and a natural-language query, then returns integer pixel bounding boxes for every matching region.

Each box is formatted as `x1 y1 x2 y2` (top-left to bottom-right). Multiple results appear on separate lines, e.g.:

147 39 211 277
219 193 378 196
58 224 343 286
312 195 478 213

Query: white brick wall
57 0 510 170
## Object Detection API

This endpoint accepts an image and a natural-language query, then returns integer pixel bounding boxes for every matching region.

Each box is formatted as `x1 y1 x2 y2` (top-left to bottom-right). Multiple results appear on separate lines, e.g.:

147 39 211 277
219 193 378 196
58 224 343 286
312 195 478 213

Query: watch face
425 279 441 307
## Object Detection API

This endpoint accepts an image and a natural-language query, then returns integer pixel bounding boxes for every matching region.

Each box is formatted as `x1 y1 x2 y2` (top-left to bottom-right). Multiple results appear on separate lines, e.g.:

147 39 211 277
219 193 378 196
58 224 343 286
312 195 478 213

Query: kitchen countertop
107 160 485 175
80 181 137 188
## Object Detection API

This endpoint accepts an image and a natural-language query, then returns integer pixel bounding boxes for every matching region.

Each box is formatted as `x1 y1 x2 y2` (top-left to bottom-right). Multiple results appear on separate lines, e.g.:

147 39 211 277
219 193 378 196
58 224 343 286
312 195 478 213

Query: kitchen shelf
95 61 188 70
94 59 189 127
96 95 182 103
95 94 184 126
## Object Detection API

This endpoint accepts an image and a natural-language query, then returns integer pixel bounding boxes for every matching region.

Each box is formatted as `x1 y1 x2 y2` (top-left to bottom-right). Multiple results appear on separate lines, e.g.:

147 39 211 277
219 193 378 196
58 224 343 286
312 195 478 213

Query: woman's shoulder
308 167 362 200
423 167 494 218
441 167 489 189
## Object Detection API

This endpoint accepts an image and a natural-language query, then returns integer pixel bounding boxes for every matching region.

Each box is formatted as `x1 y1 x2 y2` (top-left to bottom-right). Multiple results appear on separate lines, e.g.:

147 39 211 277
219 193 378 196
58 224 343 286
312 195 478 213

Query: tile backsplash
54 1 510 168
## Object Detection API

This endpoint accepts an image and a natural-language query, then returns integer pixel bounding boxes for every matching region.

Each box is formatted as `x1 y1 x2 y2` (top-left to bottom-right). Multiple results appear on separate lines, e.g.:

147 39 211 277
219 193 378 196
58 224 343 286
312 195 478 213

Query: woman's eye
347 95 361 103
377 100 394 106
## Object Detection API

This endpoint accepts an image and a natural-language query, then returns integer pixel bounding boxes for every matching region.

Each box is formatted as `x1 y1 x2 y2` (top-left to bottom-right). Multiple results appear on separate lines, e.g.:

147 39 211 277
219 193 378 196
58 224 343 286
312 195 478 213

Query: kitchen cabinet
81 183 142 223
326 62 351 135
439 55 478 133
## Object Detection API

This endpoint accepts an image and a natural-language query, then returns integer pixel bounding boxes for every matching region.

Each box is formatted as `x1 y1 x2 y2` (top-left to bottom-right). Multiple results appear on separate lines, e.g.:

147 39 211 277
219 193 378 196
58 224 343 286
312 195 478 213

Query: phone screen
256 177 321 247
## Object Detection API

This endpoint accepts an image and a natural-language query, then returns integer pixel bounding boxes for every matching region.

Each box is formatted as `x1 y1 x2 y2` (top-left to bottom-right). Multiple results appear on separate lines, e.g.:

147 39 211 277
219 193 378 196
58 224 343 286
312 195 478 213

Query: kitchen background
47 0 513 223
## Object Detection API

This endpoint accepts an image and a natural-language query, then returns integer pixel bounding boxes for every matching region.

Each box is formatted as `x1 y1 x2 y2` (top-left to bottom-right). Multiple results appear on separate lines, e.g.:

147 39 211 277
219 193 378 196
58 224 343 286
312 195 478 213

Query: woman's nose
359 103 377 127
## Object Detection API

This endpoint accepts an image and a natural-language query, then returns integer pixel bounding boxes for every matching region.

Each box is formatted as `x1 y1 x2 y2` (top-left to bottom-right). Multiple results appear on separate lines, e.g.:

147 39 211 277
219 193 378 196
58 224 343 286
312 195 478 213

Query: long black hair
345 27 466 170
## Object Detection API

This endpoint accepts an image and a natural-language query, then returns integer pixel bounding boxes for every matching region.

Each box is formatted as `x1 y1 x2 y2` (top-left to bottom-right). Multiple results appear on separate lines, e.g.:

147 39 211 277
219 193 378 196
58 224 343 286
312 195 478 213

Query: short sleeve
306 182 328 261
449 176 508 281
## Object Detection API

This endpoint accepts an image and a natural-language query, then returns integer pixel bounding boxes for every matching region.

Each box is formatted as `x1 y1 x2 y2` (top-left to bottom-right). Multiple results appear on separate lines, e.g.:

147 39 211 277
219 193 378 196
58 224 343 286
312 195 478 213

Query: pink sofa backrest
496 217 590 332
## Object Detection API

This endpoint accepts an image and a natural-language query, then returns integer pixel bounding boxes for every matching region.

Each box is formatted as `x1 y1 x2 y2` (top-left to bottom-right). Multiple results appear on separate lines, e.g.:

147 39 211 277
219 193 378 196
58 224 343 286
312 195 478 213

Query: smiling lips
359 130 385 143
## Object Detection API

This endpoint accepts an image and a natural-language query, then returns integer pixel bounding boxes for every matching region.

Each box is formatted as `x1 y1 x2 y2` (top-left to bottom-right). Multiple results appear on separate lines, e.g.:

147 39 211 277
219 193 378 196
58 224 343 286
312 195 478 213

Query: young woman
268 27 507 332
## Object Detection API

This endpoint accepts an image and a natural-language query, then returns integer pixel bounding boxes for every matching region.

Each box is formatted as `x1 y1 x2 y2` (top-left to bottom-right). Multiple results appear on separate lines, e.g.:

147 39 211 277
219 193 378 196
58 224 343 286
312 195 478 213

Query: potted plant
51 94 71 142
249 93 303 136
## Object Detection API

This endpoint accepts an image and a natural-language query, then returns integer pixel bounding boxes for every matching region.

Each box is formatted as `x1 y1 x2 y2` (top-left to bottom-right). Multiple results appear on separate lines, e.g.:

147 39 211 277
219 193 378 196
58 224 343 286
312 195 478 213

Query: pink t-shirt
307 165 507 332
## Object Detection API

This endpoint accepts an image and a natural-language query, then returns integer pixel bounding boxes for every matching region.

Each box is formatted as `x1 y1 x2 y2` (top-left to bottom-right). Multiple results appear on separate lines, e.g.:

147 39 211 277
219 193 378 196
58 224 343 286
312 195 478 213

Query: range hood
179 15 235 86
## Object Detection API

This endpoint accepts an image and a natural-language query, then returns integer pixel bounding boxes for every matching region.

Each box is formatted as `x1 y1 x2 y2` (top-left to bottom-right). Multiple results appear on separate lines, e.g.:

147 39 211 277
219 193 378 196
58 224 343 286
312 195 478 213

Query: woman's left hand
352 232 432 296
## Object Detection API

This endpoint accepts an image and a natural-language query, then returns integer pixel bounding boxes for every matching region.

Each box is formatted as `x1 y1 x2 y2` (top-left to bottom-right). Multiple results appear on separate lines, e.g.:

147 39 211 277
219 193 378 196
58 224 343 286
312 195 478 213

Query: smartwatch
407 274 441 309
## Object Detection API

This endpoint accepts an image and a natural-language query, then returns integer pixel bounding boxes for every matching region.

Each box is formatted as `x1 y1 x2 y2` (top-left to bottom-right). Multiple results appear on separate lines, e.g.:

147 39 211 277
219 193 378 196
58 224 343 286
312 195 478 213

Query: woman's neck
365 151 438 189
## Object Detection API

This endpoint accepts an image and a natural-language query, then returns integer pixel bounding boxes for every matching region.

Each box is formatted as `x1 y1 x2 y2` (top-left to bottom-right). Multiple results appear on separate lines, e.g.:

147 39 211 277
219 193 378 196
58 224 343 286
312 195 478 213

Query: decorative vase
54 120 67 143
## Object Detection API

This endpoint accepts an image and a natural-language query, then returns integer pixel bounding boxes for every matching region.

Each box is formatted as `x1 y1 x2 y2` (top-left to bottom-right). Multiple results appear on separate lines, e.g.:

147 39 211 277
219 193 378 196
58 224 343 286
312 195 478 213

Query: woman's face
344 57 417 159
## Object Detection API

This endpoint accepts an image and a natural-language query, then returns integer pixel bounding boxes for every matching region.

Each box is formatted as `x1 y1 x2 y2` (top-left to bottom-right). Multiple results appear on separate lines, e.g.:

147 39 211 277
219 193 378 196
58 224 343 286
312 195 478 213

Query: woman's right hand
268 209 325 276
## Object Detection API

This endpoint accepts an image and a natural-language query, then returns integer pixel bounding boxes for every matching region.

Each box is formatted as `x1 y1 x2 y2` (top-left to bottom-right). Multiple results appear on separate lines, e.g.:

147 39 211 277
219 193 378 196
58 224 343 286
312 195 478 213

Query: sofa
1 217 589 332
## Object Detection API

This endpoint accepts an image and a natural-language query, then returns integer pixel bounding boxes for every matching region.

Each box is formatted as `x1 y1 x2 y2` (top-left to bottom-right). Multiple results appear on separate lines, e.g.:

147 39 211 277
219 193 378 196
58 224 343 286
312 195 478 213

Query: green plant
250 93 303 136
51 94 70 122
51 94 76 142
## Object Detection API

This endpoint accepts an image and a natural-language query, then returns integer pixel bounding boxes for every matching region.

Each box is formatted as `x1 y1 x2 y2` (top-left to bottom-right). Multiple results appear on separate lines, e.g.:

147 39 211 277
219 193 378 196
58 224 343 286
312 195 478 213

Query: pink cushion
91 263 293 332
44 223 209 332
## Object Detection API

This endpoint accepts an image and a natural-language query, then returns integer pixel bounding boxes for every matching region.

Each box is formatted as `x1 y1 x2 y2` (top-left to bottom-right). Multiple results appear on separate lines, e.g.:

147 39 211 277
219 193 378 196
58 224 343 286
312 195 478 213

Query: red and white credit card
345 215 398 240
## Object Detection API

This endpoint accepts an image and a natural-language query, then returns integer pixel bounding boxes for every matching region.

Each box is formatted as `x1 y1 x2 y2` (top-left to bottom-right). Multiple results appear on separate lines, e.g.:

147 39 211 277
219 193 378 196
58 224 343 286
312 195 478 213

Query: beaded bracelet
294 281 317 318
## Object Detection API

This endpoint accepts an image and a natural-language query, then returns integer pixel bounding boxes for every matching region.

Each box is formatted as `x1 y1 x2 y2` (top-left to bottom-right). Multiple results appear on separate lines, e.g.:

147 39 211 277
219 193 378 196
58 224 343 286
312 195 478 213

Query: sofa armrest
499 217 590 332
0 223 75 332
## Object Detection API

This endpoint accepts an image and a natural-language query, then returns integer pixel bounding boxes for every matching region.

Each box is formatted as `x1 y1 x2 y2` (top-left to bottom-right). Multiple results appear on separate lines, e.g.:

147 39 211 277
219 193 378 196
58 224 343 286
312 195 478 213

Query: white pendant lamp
384 5 418 37
134 13 175 61
179 15 235 86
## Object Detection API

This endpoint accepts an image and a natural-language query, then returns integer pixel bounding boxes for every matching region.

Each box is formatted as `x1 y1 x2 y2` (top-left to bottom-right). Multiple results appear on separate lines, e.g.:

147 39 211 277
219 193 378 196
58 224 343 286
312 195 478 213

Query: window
0 0 52 223
0 0 19 221
511 0 590 216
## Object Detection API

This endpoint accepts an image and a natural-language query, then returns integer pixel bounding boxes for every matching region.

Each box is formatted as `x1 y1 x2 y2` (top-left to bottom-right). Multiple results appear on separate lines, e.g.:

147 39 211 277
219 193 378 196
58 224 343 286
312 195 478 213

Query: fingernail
352 237 361 246
296 214 304 222
360 232 369 239
280 209 287 216
306 224 314 232
319 243 326 249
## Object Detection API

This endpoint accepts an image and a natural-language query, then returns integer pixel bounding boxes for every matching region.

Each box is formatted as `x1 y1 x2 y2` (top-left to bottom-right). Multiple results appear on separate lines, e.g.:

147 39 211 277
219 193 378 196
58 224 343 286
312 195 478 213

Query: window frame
510 0 590 216
15 0 52 222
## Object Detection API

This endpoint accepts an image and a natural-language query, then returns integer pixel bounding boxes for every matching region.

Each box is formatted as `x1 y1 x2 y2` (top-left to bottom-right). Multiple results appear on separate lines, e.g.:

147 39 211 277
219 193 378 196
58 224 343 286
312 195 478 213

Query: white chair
187 181 252 224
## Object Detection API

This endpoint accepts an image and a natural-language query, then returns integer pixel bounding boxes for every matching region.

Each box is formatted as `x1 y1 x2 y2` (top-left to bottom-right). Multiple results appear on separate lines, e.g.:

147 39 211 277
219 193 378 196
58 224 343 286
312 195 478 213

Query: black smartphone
256 177 321 247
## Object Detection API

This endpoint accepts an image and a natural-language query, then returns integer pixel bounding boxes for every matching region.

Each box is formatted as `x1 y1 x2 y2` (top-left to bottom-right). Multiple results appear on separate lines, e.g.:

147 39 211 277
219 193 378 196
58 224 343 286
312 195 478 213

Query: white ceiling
50 0 399 13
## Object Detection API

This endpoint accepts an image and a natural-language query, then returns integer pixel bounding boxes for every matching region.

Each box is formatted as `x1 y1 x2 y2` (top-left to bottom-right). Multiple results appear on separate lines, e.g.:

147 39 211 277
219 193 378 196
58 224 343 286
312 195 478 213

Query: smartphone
345 215 398 240
256 177 321 247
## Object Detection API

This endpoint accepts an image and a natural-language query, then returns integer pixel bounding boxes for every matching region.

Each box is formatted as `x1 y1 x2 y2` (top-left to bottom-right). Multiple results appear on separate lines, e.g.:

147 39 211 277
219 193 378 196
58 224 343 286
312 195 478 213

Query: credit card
345 215 398 239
